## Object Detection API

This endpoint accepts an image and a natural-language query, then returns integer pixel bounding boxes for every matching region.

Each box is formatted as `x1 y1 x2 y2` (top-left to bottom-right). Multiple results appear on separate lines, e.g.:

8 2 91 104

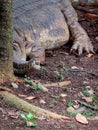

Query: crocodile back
13 0 69 50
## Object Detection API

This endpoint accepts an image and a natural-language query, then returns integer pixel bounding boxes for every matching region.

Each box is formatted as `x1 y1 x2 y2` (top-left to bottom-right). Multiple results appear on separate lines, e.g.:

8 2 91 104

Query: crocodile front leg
61 0 94 55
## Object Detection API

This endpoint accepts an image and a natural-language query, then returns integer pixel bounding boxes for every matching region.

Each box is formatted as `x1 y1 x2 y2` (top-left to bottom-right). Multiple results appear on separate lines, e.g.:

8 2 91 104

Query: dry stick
0 91 70 120
78 100 98 110
43 81 71 87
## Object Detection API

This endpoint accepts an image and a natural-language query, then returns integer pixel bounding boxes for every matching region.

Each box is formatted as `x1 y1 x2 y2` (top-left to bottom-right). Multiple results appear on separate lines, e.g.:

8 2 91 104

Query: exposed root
0 91 70 120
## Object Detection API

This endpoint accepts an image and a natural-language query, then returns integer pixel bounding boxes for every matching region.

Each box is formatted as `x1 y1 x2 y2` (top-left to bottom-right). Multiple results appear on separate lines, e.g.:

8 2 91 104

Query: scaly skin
13 0 94 74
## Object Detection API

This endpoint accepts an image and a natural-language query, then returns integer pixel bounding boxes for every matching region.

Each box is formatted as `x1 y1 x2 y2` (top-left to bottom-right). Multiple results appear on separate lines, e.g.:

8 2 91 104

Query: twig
43 81 71 87
78 100 98 110
63 67 98 77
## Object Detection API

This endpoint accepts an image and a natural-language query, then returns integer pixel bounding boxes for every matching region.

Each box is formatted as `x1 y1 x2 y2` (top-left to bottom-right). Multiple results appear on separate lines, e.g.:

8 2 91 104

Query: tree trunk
0 0 14 83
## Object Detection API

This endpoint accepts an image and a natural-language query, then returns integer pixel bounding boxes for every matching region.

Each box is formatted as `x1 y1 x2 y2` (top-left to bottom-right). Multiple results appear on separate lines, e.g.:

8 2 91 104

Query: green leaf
24 78 31 83
20 114 27 120
92 95 98 100
55 71 64 80
40 66 46 72
83 89 89 95
32 82 42 90
95 105 98 110
83 110 93 117
26 113 36 121
68 101 74 107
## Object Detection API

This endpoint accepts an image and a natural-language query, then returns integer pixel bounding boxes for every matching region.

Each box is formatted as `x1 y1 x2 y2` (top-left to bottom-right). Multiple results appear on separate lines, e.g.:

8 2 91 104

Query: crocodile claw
32 58 41 70
70 38 95 55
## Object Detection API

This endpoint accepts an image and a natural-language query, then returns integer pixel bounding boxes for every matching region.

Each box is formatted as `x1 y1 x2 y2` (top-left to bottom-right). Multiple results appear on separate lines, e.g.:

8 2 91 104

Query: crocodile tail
13 58 40 74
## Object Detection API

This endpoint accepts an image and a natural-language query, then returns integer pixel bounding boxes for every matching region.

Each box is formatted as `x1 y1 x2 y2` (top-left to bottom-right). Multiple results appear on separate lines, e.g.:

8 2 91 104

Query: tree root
0 91 70 120
78 100 98 110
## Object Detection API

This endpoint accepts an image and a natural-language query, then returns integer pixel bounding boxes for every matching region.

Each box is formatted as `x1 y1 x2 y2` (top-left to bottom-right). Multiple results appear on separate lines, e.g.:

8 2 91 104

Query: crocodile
13 0 94 74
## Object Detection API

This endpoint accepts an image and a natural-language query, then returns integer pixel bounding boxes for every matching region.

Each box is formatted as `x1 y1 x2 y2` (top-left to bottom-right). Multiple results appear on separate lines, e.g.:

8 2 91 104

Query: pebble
11 82 18 89
95 37 98 41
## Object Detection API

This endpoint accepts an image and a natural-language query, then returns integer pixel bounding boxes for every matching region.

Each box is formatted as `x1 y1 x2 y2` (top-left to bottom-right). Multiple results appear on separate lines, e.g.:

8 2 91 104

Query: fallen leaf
86 53 94 58
73 104 80 109
60 94 67 97
25 96 38 100
8 111 19 119
18 94 27 97
75 113 88 124
71 66 79 69
82 96 93 103
15 78 24 83
60 98 66 102
40 99 46 104
84 13 98 19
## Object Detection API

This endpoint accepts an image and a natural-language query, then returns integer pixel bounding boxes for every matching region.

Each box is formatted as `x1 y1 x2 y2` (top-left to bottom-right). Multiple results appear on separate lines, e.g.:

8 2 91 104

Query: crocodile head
13 41 41 74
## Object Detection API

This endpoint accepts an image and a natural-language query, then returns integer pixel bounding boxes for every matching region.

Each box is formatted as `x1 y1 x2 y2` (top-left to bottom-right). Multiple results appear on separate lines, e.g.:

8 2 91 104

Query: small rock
74 107 86 114
71 66 79 69
66 107 75 113
75 113 88 124
60 94 67 97
25 84 30 87
11 82 18 89
95 37 98 41
40 99 46 104
83 81 89 85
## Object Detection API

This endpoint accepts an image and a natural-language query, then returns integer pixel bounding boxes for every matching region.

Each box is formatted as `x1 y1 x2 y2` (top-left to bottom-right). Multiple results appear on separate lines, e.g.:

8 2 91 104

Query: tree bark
0 0 14 83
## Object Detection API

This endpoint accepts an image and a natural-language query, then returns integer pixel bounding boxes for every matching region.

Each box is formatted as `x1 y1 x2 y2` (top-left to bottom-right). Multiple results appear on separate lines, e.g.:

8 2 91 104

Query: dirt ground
0 5 98 130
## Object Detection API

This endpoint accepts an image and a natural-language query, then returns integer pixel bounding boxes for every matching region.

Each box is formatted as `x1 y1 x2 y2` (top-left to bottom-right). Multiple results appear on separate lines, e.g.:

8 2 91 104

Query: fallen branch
63 67 98 78
78 100 98 110
0 91 70 120
43 81 71 87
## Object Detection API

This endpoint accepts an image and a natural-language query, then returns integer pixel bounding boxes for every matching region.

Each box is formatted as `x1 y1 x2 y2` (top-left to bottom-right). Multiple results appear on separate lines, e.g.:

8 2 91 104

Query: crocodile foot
70 22 95 55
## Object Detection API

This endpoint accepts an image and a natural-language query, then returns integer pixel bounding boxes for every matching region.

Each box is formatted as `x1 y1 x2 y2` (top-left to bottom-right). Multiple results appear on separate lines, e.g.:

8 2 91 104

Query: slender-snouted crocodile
13 0 94 74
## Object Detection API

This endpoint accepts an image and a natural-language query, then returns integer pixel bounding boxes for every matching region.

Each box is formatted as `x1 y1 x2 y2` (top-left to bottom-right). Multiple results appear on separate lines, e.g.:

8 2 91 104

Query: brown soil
0 5 98 130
